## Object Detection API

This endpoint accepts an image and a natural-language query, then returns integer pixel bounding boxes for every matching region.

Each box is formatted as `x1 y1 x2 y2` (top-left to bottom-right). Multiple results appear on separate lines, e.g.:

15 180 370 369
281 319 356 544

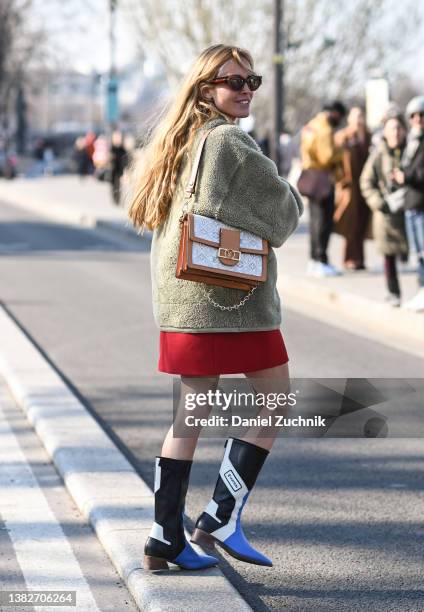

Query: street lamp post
272 0 284 173
107 0 119 130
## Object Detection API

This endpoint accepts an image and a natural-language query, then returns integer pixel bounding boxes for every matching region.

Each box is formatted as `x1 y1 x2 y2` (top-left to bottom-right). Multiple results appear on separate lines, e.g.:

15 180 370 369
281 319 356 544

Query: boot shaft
221 438 269 490
197 438 269 533
153 456 192 515
146 456 192 559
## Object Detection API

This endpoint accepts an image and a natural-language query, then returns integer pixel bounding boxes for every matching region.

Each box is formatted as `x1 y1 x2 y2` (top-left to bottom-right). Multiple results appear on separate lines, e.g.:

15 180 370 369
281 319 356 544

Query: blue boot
144 457 218 570
191 438 272 567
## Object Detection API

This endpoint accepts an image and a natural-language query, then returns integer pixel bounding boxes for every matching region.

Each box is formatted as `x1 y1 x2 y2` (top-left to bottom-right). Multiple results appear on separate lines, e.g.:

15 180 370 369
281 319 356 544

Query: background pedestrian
299 100 346 277
334 106 372 270
360 113 409 306
391 96 424 312
73 136 91 178
109 130 128 205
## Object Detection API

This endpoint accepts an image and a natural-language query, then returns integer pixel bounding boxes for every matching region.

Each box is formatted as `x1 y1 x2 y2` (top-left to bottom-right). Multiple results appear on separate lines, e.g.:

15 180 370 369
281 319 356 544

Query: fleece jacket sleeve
196 124 304 248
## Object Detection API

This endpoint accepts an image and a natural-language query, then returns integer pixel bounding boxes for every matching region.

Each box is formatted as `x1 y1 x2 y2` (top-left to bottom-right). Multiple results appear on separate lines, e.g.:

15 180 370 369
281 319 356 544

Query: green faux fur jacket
150 116 304 333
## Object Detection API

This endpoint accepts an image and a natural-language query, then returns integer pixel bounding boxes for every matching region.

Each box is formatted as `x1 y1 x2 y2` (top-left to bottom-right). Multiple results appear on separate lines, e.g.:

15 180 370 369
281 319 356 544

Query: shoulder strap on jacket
185 126 218 198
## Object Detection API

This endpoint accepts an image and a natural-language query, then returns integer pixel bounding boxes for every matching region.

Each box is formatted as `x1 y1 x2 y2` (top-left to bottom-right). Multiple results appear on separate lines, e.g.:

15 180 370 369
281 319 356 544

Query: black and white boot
144 456 218 570
191 438 272 567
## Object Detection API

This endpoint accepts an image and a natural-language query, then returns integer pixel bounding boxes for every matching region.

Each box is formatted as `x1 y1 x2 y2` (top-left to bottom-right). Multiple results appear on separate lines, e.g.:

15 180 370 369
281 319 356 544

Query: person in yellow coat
300 101 346 277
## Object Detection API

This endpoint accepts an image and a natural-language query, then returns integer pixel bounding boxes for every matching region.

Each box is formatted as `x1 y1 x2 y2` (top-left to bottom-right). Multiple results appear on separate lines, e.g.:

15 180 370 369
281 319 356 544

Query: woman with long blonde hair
129 44 303 571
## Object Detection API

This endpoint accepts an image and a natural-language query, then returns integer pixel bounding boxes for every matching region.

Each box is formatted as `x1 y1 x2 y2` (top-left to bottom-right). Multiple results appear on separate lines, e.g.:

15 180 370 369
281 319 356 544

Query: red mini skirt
158 329 289 376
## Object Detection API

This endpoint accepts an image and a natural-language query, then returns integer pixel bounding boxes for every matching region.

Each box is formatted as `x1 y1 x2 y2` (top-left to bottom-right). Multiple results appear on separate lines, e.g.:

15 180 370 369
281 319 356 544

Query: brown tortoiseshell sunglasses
207 74 262 92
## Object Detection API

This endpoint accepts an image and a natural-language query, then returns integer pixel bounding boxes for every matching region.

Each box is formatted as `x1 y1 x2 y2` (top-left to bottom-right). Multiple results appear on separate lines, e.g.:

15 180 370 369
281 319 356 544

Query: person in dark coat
334 106 372 270
73 135 95 178
110 130 128 205
73 137 87 178
391 96 424 312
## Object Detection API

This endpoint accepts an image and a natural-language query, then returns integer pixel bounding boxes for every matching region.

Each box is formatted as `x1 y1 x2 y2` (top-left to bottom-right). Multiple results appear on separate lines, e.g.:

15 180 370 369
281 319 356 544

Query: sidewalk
276 224 424 358
0 175 137 235
0 175 422 356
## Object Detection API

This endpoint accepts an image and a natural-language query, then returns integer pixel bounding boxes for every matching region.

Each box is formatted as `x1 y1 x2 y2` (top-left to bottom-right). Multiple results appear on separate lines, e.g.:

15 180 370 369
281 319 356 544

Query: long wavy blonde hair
128 44 254 231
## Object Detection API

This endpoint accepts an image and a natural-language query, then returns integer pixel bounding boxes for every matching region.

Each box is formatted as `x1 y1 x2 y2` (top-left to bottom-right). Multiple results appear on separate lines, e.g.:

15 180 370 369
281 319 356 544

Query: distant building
24 62 167 138
26 69 104 135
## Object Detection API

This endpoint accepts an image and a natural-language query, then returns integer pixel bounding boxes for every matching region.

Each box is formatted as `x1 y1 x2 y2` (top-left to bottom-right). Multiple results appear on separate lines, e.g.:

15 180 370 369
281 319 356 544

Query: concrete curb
278 273 424 359
0 306 252 612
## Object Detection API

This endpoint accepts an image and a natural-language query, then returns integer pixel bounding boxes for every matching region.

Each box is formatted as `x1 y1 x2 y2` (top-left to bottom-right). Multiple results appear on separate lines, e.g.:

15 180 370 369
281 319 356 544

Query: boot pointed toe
220 529 272 566
172 541 218 570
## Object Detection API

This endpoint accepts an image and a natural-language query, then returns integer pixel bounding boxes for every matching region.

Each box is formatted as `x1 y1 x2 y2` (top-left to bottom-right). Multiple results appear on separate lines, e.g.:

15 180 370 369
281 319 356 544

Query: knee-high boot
144 456 219 570
191 438 272 567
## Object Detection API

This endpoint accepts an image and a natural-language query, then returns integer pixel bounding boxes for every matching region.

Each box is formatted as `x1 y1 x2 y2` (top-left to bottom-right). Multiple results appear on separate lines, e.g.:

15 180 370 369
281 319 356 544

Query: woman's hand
334 126 356 147
391 168 405 185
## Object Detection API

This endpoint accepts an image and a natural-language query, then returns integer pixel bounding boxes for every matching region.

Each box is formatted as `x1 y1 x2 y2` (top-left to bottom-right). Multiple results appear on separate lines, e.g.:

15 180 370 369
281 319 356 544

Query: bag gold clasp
218 247 240 262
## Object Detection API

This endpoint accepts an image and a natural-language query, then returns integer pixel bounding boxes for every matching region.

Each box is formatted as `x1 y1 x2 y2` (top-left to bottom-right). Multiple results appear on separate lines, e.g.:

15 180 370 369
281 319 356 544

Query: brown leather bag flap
218 228 240 266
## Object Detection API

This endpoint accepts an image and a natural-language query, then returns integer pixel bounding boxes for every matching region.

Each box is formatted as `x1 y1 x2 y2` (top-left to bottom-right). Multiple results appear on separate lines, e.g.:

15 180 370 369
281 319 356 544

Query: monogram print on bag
193 214 263 250
224 469 242 492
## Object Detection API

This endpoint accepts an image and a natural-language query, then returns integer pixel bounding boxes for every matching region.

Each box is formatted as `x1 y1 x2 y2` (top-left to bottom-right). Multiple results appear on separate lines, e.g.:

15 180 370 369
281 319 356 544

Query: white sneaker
307 260 318 276
403 288 424 312
312 262 342 277
385 293 401 308
322 263 342 276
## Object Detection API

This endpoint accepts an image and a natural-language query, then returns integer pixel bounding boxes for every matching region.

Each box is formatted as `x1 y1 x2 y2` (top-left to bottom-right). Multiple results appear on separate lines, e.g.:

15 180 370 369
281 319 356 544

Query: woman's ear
200 84 213 102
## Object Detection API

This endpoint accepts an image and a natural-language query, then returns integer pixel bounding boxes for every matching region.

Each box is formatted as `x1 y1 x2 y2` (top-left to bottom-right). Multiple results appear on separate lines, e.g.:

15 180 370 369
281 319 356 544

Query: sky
30 0 141 75
30 0 424 85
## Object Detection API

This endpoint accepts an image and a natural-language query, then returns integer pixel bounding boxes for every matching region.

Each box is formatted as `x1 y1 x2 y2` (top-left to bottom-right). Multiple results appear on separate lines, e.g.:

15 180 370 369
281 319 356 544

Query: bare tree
391 73 421 111
122 0 266 86
0 0 46 146
122 0 422 133
283 0 422 128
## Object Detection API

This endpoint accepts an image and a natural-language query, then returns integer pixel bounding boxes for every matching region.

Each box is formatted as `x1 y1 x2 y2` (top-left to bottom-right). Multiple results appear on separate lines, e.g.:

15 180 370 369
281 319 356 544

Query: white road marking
0 389 101 612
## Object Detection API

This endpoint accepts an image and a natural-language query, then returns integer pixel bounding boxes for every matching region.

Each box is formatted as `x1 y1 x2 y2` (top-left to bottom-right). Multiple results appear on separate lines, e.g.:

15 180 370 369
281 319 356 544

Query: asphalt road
1 200 424 612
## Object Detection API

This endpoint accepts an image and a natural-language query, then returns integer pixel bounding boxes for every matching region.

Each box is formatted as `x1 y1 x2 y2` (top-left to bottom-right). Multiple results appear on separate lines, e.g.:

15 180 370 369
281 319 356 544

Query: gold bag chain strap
205 285 257 311
183 127 257 312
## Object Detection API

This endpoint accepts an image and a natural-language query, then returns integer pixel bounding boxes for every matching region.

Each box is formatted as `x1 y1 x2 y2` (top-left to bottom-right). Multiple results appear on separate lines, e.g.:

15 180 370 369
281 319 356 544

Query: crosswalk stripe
0 388 101 611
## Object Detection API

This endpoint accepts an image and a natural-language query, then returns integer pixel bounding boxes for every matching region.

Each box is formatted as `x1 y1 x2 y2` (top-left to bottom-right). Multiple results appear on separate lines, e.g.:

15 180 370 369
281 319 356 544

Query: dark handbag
297 168 332 200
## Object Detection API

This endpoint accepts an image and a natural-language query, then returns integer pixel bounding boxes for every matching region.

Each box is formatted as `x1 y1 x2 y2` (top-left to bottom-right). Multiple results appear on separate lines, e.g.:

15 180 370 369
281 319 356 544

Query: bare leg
241 362 290 451
161 375 220 460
